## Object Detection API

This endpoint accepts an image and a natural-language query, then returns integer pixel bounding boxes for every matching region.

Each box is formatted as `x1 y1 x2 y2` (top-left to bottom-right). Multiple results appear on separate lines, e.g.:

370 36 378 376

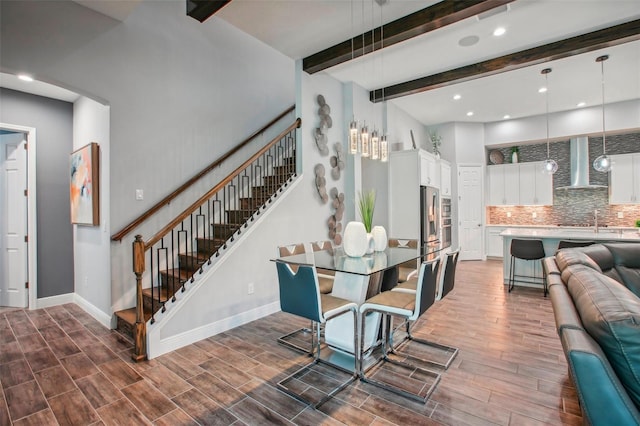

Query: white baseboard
74 294 113 329
34 292 113 329
35 293 74 309
147 301 280 359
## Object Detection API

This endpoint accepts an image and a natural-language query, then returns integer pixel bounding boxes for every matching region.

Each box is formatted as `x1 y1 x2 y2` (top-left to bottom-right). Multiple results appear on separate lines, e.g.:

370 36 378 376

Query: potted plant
358 189 376 233
511 146 520 163
429 130 442 158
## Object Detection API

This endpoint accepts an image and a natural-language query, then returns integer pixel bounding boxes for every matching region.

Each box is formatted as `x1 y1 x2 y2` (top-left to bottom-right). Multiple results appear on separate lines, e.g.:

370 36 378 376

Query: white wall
73 97 112 326
387 101 429 152
485 99 640 146
148 65 346 357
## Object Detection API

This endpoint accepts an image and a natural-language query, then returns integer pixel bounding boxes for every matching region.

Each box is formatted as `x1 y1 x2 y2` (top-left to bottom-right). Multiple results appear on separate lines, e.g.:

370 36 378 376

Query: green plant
358 190 376 233
510 146 519 154
635 219 640 228
429 130 442 156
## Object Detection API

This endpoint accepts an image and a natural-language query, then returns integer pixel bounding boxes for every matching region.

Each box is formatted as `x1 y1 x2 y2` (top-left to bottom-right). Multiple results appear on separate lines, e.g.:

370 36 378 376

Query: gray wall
0 88 74 298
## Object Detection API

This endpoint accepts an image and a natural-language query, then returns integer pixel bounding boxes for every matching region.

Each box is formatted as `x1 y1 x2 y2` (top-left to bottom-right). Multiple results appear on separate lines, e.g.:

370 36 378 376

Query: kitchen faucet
594 209 599 233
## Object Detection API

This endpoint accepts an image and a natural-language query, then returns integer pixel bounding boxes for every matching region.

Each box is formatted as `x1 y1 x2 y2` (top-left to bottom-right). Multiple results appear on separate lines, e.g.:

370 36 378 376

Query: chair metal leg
359 309 441 404
393 323 459 370
278 309 358 408
508 254 515 292
278 319 314 356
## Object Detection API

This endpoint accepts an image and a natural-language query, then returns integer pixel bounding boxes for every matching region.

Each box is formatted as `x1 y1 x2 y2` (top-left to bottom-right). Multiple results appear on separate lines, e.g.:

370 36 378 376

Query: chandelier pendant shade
593 54 611 173
360 125 370 157
540 67 557 175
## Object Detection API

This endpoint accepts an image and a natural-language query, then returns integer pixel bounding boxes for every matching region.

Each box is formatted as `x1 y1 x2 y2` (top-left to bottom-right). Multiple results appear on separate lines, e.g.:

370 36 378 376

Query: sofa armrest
549 284 583 333
543 257 561 276
561 328 640 426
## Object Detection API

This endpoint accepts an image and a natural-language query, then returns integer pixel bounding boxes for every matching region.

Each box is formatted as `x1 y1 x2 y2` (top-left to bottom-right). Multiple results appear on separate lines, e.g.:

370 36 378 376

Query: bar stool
509 239 546 295
557 240 595 251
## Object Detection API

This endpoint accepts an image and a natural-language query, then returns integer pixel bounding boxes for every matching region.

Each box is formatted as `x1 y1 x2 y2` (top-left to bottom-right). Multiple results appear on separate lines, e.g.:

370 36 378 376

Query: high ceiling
217 0 640 126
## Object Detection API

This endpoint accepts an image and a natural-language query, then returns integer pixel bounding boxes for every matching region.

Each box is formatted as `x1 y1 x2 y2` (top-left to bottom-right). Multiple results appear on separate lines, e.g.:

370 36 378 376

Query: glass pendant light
540 67 558 174
593 55 611 173
380 135 388 162
370 129 379 160
349 119 359 154
360 125 370 157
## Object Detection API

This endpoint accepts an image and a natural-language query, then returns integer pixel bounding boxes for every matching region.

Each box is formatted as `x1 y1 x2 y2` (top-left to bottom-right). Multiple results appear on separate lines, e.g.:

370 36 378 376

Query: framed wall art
70 142 100 226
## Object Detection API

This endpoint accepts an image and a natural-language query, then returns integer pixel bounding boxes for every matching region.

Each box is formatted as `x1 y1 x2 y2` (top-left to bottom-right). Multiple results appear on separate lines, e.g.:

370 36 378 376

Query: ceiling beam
187 0 232 23
302 0 515 74
370 18 640 102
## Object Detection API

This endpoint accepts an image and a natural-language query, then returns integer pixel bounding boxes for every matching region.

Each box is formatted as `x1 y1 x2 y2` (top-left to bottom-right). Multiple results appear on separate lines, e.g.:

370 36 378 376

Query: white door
1 133 28 307
458 165 483 260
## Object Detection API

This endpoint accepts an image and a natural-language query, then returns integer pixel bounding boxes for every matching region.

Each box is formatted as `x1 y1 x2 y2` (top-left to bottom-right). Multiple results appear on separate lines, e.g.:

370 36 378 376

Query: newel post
132 235 147 362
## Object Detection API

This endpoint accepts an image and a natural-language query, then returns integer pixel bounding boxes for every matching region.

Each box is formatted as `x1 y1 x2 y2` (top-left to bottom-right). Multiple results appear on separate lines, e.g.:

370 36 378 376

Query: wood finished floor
0 260 581 425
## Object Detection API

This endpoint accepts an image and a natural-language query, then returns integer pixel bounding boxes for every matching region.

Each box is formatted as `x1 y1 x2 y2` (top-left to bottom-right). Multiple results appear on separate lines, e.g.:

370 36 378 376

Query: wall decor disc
489 149 504 165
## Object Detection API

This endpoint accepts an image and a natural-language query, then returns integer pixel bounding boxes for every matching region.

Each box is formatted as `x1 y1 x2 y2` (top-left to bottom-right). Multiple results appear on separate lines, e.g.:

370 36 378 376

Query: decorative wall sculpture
330 142 345 180
314 163 328 203
314 94 331 156
328 188 345 245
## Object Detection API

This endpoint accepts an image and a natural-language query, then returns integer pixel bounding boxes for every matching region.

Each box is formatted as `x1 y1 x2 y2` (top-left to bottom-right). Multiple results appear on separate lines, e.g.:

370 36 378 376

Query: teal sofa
544 243 640 425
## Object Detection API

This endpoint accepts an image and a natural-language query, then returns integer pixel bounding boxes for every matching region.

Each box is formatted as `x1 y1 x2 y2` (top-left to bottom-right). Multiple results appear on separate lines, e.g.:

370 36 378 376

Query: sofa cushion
604 243 640 297
556 249 602 273
567 266 640 408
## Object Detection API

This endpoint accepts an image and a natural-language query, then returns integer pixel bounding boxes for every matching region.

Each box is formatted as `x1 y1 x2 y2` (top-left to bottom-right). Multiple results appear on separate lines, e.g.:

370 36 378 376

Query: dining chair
275 261 358 408
358 258 443 403
310 240 335 294
388 238 419 283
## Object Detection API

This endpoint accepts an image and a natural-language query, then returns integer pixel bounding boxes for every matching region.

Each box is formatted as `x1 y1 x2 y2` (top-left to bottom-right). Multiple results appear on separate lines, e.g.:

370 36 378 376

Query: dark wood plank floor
0 260 581 425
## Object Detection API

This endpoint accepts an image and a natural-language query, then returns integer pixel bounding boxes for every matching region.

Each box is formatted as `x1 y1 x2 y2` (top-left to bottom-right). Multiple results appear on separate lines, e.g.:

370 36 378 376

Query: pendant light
540 67 557 174
593 55 611 173
349 119 358 154
371 129 379 160
360 124 370 157
379 0 389 162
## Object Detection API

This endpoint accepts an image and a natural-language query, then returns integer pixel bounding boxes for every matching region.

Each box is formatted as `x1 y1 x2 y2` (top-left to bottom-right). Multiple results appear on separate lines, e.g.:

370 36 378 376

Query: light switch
618 211 624 219
532 212 537 218
135 189 144 201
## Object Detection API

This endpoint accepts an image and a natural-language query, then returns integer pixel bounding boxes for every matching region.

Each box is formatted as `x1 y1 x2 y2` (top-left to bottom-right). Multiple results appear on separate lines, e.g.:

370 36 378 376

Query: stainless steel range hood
556 137 607 190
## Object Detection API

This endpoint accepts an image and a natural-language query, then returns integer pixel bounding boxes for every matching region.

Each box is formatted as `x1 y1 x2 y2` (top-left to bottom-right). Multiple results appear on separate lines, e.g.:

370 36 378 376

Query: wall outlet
247 282 254 295
532 212 537 218
135 189 144 201
618 211 624 219
506 212 511 218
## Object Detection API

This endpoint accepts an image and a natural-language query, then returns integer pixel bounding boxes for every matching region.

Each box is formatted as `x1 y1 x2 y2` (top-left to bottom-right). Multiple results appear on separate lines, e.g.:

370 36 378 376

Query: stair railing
131 117 301 361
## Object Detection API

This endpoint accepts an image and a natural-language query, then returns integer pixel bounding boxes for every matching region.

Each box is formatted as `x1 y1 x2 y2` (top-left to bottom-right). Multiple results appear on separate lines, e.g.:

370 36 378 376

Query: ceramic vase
366 233 375 254
512 151 519 163
371 226 388 251
343 221 367 257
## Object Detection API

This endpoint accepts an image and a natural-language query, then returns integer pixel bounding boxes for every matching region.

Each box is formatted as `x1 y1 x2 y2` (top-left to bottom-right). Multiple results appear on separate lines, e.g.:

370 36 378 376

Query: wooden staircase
114 155 296 342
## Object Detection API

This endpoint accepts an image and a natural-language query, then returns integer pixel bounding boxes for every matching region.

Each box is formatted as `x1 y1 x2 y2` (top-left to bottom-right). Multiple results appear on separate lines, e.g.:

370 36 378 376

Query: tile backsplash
486 132 640 227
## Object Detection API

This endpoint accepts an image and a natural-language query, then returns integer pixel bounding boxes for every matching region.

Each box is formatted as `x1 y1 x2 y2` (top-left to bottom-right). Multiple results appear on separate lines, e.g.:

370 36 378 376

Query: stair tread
161 268 193 279
115 308 151 325
142 286 172 300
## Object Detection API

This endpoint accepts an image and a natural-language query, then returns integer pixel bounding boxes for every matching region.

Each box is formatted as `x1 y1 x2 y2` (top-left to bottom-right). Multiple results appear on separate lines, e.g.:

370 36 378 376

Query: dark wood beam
187 0 232 23
302 0 514 74
370 19 640 102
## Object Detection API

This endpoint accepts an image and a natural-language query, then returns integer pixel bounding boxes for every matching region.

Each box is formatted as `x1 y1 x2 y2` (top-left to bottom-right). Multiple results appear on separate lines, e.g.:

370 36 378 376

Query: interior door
458 165 483 260
1 133 28 307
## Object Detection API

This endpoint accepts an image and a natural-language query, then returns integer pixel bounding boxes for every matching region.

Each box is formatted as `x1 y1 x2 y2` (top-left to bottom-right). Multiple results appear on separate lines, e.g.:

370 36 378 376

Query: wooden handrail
144 117 301 249
111 105 296 242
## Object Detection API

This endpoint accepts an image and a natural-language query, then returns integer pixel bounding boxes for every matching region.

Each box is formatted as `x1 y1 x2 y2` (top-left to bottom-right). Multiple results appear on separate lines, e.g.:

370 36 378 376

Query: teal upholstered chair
358 258 443 403
275 261 358 408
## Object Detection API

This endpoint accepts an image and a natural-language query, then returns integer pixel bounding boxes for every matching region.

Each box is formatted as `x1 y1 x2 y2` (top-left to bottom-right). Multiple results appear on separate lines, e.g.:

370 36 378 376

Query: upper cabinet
487 162 553 206
420 152 439 188
440 161 452 197
610 153 640 204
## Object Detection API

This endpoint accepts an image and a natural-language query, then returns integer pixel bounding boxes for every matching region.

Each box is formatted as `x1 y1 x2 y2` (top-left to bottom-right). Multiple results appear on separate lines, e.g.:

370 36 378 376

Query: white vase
366 233 375 254
371 226 388 251
343 221 367 257
512 151 519 163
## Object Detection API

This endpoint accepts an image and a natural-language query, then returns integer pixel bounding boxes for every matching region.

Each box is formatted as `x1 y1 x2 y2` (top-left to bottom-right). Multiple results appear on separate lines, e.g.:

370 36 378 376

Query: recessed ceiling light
493 27 506 36
466 111 474 117
503 114 511 119
453 94 462 100
17 74 34 82
577 102 586 107
538 87 547 93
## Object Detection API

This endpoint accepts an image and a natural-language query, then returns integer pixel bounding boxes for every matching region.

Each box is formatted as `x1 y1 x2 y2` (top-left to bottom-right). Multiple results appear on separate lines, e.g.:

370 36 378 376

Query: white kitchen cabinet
488 164 519 205
389 149 440 240
610 154 640 204
420 152 439 188
518 162 553 205
440 161 452 197
486 226 507 258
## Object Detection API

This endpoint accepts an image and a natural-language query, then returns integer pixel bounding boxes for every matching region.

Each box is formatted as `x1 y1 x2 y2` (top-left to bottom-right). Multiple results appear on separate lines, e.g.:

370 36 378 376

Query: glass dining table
273 243 442 372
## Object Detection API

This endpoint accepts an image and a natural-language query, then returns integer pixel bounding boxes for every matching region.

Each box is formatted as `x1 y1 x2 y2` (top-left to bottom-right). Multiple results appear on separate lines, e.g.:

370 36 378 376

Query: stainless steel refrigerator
420 185 440 251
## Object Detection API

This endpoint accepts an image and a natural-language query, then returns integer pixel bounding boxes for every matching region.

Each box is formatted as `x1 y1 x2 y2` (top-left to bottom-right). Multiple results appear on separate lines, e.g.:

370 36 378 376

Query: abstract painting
70 142 100 225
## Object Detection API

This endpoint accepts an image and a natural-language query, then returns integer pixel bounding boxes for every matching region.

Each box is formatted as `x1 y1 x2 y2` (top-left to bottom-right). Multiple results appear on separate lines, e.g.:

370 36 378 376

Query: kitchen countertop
487 224 636 230
499 227 640 241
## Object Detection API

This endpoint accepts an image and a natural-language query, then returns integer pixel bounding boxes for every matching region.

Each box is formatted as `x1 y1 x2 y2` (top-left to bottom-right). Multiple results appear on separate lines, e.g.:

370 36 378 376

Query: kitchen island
500 227 640 289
